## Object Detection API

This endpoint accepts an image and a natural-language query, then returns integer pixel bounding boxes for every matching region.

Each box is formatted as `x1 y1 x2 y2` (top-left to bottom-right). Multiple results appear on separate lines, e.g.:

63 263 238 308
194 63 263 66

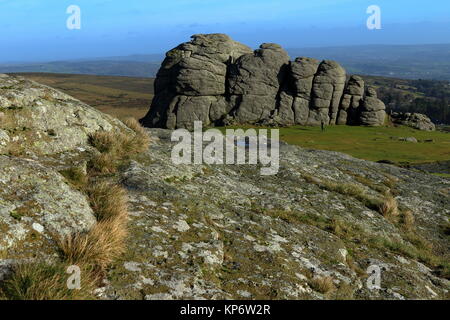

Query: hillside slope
0 75 448 299
104 129 450 300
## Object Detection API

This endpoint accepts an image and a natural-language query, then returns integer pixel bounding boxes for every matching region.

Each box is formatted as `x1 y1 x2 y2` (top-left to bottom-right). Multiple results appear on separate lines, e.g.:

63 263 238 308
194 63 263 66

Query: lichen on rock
0 74 125 156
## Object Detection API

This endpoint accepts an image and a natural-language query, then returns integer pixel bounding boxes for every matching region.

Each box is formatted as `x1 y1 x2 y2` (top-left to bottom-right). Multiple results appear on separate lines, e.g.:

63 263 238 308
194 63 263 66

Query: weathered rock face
142 34 390 129
359 87 387 126
308 60 346 126
0 74 124 155
391 112 436 131
0 156 96 263
0 75 128 279
104 129 449 300
337 75 365 125
228 43 290 124
142 34 253 130
287 57 320 125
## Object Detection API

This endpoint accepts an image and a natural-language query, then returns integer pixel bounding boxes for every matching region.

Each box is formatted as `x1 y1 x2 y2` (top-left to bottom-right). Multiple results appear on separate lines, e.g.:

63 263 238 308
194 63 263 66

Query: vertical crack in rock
337 75 365 125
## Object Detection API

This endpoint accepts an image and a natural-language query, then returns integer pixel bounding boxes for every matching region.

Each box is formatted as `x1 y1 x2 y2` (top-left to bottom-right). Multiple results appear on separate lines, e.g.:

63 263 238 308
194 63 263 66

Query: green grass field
220 125 450 165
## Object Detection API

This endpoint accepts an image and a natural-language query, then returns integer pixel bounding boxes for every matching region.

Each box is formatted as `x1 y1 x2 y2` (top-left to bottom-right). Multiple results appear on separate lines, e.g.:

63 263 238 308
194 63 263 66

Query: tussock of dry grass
121 117 151 154
302 173 382 211
401 210 415 231
88 152 118 175
59 166 88 190
86 181 128 221
89 118 149 157
87 120 149 175
122 117 148 137
58 218 127 270
88 131 116 154
58 182 128 270
309 276 336 294
379 194 399 221
0 263 97 300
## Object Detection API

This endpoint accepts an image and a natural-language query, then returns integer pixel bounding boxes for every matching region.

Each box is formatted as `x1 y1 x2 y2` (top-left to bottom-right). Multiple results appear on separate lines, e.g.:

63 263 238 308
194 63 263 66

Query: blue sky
0 0 449 62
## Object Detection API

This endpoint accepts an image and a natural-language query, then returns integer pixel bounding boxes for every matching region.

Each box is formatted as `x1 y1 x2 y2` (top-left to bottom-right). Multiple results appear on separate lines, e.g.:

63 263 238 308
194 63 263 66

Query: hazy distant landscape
15 73 154 120
2 44 450 80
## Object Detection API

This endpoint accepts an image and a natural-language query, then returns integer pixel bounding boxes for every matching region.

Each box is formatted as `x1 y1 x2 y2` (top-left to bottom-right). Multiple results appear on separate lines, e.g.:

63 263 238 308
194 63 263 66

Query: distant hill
287 44 450 81
0 60 161 78
2 44 449 80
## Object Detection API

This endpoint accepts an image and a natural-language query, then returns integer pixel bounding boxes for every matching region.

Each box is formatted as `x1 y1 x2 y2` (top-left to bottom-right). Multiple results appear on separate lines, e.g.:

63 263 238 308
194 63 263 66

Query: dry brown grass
402 210 415 231
302 173 383 211
58 182 128 270
58 218 127 270
86 181 128 221
121 117 151 154
89 131 116 154
59 166 88 190
89 118 149 157
122 117 147 136
87 120 149 175
379 194 399 221
0 262 97 300
309 276 336 294
88 152 118 175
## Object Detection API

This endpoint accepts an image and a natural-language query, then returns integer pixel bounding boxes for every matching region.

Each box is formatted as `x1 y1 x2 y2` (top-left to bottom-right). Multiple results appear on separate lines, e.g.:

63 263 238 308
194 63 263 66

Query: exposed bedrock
337 75 365 125
141 33 252 130
228 43 290 124
141 34 388 130
359 87 387 126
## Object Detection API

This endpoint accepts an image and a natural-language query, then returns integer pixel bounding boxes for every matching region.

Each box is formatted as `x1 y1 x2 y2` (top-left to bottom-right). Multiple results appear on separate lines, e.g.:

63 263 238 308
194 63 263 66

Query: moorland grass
219 125 450 165
0 263 97 300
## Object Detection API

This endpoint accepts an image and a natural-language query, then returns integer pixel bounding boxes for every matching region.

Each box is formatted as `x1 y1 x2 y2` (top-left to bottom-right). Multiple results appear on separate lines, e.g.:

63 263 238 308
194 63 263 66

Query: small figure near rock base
321 120 326 132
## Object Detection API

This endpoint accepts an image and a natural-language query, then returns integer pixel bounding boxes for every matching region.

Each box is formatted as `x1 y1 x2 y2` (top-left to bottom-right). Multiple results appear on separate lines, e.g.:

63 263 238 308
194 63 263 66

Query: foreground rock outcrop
1 78 448 300
0 74 128 279
0 156 96 263
141 34 387 130
0 74 124 155
105 129 449 300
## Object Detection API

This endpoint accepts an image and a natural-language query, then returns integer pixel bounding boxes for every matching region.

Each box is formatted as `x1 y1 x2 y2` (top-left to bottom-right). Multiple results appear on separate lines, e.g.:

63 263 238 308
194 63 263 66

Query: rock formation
0 73 128 271
0 74 125 155
143 34 253 130
337 75 365 125
0 76 448 299
358 86 387 126
391 112 436 131
141 34 387 129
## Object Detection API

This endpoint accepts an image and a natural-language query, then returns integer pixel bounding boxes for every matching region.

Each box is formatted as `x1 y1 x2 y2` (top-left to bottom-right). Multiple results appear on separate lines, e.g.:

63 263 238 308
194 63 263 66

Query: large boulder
141 34 253 130
277 57 320 125
337 75 365 125
0 156 96 264
359 87 387 126
308 60 346 125
228 43 290 124
391 112 436 131
0 74 124 155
